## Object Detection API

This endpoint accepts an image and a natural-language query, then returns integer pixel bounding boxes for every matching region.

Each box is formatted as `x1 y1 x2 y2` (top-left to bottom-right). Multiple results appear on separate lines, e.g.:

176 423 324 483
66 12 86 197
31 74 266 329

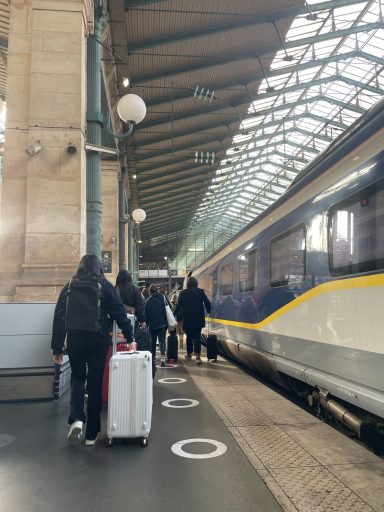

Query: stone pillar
101 161 119 284
0 0 94 302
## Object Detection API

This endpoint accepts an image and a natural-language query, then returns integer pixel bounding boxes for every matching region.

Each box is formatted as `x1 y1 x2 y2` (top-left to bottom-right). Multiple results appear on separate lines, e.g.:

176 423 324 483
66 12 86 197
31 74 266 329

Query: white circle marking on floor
155 363 179 369
158 377 186 384
162 398 199 408
171 439 227 459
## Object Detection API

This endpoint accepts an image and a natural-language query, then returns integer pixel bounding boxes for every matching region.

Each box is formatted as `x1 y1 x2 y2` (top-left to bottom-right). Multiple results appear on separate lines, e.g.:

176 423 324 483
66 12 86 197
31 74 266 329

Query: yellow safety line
207 273 384 331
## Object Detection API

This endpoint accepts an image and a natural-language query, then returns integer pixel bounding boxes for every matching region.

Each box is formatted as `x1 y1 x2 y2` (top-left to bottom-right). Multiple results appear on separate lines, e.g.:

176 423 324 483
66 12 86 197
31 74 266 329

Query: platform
0 349 383 512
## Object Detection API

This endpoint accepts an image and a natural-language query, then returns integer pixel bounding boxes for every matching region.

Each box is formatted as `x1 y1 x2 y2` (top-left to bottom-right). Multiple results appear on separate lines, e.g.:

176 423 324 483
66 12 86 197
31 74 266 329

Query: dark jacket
174 287 211 332
145 291 167 330
51 278 133 355
116 282 145 323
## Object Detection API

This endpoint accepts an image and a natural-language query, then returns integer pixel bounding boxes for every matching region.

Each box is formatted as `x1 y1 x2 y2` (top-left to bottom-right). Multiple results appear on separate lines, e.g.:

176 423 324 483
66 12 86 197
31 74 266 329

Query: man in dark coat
145 284 168 369
174 276 211 364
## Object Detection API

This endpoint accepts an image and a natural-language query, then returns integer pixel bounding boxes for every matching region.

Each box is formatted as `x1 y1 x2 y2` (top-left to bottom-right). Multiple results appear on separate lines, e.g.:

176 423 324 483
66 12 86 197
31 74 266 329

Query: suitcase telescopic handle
112 321 117 356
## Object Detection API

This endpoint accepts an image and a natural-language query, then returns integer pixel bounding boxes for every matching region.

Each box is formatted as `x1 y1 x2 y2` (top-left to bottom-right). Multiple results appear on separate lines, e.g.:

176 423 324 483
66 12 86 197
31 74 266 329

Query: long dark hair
73 255 105 281
186 276 198 288
116 269 133 297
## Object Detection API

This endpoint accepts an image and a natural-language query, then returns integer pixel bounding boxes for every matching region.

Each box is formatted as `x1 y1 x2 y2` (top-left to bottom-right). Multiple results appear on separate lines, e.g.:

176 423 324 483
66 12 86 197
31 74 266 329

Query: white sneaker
85 434 98 446
67 420 83 441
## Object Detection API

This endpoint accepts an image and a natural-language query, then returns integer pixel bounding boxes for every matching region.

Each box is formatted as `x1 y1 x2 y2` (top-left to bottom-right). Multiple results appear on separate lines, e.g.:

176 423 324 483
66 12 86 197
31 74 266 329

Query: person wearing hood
115 269 146 327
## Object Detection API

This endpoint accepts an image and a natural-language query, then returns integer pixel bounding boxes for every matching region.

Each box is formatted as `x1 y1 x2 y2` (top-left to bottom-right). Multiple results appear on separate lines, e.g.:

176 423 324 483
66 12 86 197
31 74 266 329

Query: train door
238 247 259 323
218 260 238 321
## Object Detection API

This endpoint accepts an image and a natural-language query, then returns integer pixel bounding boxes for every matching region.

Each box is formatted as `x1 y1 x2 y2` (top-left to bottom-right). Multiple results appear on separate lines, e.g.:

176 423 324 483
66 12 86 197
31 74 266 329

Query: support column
127 199 134 276
86 0 104 257
118 146 127 271
0 0 94 302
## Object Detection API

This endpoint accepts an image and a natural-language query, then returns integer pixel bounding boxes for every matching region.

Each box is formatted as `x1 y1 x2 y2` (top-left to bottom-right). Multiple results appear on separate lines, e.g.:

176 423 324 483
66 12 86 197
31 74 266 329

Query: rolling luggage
102 341 130 404
135 326 151 351
206 334 218 362
102 313 136 404
107 324 152 447
167 330 178 362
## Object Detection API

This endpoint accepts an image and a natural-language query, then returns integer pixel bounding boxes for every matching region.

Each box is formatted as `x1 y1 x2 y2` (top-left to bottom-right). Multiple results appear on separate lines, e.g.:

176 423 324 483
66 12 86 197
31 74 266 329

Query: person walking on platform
174 276 211 364
51 255 133 446
142 281 150 300
171 291 184 349
115 269 146 328
145 284 168 369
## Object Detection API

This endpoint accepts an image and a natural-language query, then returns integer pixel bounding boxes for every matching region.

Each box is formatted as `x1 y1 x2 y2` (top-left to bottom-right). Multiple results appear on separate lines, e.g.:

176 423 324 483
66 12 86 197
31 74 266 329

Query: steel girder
126 0 366 51
131 22 382 84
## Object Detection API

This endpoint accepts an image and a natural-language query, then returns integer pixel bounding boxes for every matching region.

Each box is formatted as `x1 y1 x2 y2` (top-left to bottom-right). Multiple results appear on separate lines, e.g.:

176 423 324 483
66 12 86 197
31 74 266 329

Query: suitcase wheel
107 437 113 447
141 437 148 447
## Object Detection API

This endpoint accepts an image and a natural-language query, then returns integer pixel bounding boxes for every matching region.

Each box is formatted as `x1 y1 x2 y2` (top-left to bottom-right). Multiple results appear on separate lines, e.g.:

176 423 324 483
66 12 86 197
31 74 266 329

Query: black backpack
65 280 102 332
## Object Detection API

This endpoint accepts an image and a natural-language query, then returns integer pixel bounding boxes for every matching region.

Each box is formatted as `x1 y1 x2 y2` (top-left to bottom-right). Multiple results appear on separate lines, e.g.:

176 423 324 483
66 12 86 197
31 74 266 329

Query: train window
270 225 306 287
329 179 384 275
199 274 213 299
239 249 259 292
219 262 233 295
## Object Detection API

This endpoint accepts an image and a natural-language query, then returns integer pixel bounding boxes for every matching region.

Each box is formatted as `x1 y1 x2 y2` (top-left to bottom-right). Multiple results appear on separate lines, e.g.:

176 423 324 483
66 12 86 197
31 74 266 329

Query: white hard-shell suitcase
107 324 152 447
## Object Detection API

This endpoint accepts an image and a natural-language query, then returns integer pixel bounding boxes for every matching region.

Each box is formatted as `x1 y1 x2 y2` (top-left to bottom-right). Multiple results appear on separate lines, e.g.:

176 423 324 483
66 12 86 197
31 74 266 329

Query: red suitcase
102 334 129 404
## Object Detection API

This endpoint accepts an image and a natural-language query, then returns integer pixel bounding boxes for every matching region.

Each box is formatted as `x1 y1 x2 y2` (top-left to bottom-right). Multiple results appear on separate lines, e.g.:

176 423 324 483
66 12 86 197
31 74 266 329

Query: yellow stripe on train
206 273 384 331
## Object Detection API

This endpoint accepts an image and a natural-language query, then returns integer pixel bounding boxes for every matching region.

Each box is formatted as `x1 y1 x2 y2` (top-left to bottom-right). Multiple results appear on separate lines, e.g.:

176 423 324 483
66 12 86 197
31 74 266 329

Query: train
194 98 384 452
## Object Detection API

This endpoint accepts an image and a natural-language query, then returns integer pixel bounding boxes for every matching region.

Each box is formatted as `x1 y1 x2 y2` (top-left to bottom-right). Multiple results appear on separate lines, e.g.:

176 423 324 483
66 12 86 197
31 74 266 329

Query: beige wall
0 0 93 302
101 161 119 286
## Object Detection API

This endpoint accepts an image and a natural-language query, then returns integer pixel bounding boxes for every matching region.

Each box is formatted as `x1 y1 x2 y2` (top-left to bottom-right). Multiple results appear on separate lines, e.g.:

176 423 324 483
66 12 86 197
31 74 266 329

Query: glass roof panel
174 0 384 272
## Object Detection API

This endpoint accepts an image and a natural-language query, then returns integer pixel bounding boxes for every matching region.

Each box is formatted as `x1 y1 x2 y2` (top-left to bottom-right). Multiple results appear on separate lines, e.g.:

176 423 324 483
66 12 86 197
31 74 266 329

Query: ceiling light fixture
193 85 215 102
107 93 146 140
132 208 146 224
194 151 215 164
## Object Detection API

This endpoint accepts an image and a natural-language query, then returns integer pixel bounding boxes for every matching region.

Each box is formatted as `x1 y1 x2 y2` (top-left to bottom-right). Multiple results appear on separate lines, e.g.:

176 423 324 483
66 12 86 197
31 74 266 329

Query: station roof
1 1 383 271
107 0 384 270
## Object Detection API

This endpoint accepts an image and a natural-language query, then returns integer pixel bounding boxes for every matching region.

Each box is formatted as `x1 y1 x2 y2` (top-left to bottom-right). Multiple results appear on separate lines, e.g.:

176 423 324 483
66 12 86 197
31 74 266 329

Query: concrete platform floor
1 349 383 512
184 353 384 512
0 352 281 512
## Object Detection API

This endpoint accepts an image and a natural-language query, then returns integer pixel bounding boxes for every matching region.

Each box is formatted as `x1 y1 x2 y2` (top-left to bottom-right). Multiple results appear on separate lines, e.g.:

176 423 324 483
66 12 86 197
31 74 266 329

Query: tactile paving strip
203 386 273 426
183 360 379 512
269 466 374 512
238 425 319 468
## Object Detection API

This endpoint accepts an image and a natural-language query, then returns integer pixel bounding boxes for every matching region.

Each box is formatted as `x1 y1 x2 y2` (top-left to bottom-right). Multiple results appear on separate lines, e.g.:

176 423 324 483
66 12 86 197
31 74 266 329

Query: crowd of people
51 255 211 445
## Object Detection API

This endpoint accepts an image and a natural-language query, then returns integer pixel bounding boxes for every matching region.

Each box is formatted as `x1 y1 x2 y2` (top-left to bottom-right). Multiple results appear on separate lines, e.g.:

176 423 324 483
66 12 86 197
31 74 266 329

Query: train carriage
194 98 384 450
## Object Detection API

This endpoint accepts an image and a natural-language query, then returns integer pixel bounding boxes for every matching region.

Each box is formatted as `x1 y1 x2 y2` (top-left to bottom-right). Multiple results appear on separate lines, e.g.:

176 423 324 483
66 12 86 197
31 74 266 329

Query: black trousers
149 326 167 378
184 329 202 356
66 331 109 437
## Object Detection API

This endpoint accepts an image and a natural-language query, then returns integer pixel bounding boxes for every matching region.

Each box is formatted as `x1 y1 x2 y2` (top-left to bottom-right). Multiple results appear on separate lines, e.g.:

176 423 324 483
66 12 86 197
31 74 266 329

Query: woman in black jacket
51 255 133 446
174 276 211 364
145 284 167 367
115 269 146 326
